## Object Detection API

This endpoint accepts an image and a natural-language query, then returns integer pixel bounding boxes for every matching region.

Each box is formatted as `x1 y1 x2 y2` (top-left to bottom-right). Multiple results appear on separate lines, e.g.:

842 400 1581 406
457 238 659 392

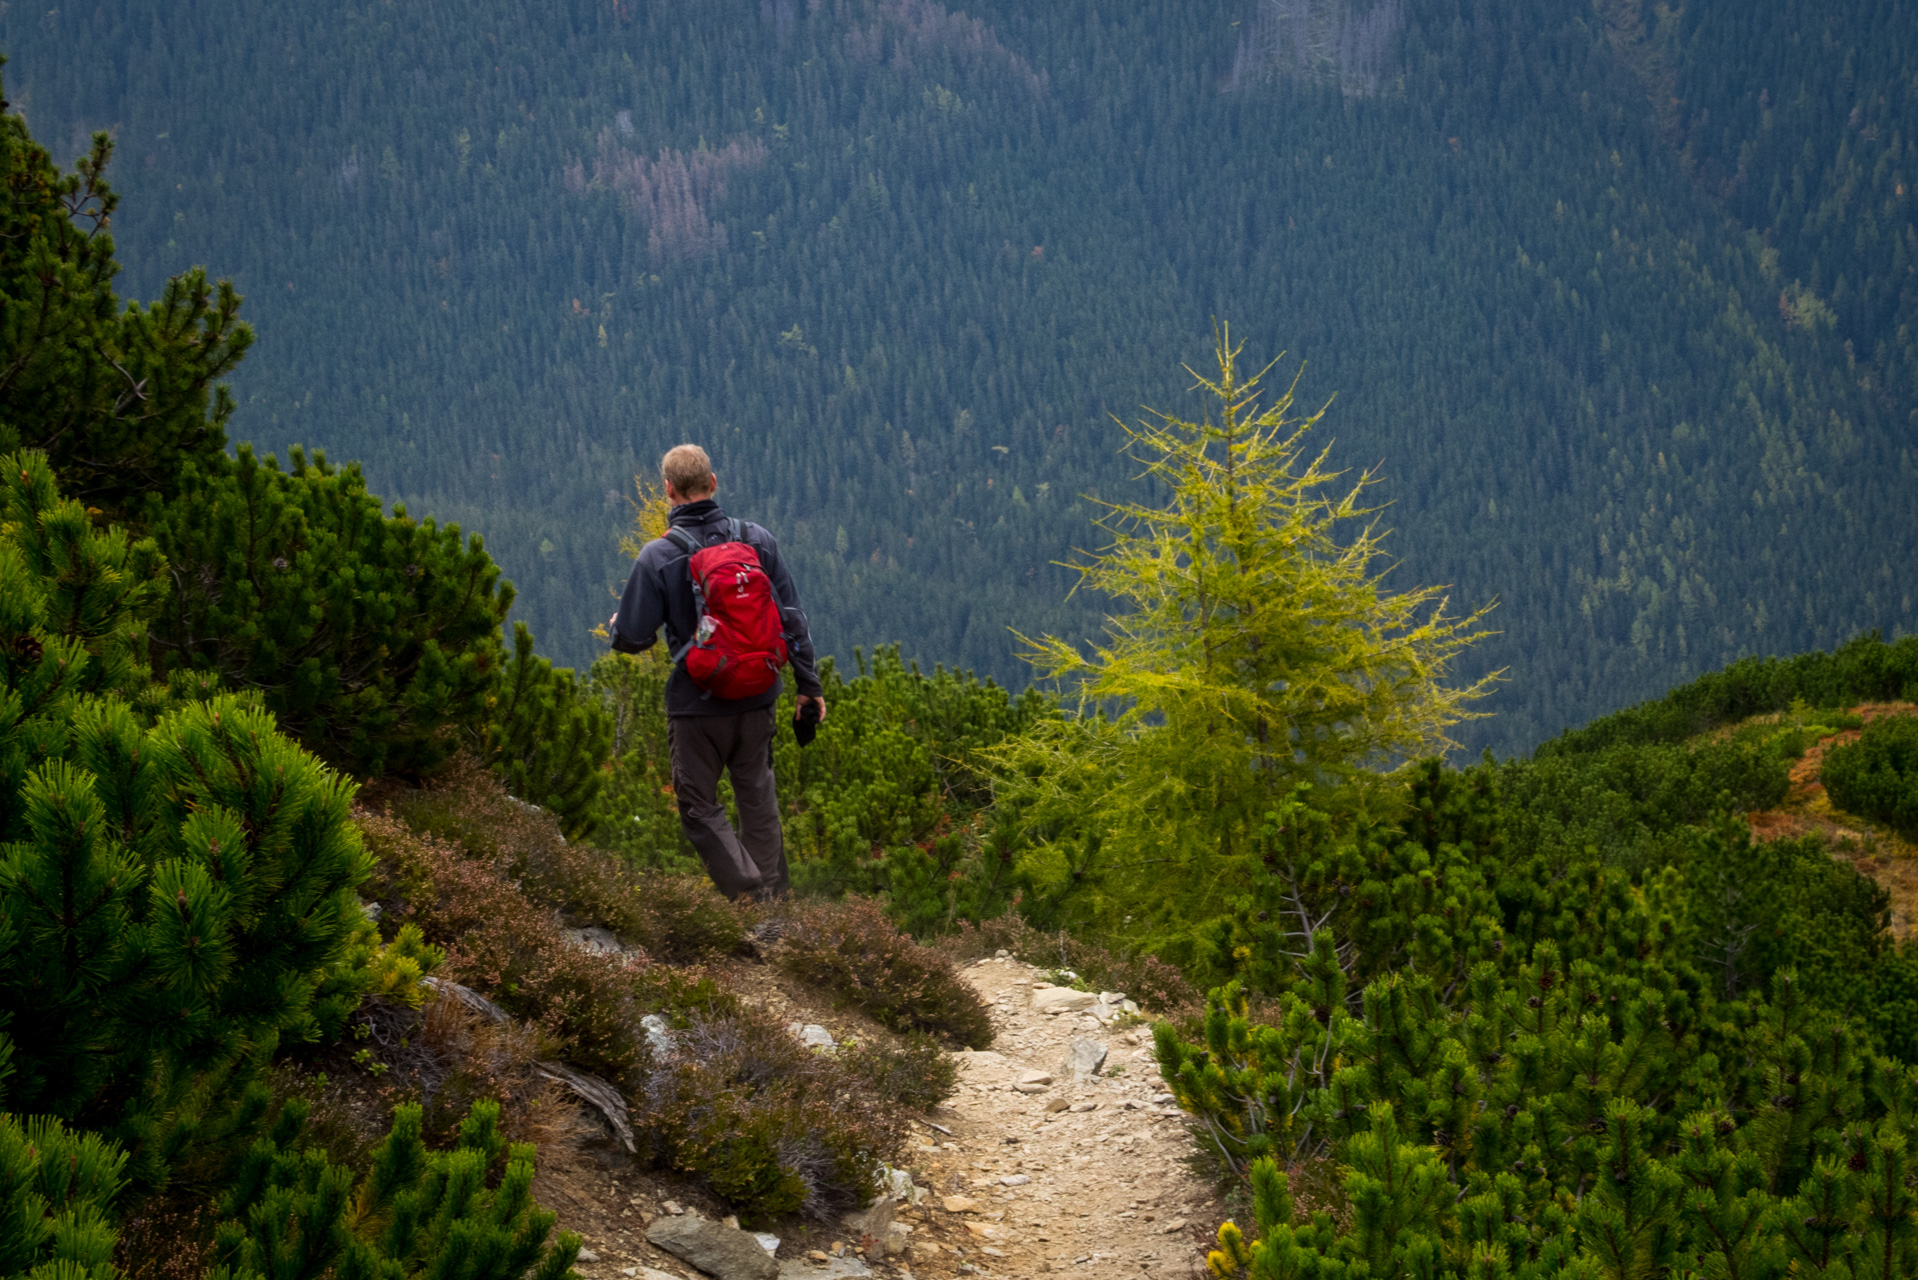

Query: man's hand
607 614 618 637
796 695 827 723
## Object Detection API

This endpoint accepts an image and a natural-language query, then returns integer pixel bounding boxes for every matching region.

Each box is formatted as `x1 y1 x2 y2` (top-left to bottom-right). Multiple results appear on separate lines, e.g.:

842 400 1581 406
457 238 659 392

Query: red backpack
665 520 789 700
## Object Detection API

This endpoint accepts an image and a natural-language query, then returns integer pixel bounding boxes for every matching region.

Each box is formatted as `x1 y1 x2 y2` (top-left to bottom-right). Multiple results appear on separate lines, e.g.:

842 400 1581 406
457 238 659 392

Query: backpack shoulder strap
663 526 699 556
727 518 744 544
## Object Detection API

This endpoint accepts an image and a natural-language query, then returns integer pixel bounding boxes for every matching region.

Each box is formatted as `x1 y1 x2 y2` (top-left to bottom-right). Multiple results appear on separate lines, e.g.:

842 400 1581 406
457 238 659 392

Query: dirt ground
538 952 1223 1280
1741 702 1918 940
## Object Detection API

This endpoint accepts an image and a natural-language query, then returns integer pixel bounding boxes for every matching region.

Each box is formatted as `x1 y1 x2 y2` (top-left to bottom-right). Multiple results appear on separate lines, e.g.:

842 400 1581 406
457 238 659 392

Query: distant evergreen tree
8 2 1910 752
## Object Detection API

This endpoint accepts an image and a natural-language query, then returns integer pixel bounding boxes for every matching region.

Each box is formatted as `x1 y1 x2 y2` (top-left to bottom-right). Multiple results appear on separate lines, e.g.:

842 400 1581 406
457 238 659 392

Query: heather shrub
338 988 589 1154
372 753 570 865
839 1032 959 1111
637 1010 900 1221
780 899 993 1048
627 871 752 961
355 801 907 1221
115 1193 217 1280
356 808 720 1086
374 757 748 959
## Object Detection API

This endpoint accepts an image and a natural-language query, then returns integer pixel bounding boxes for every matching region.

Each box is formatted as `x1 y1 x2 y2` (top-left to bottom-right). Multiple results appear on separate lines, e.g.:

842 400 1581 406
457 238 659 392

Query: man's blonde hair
660 444 716 497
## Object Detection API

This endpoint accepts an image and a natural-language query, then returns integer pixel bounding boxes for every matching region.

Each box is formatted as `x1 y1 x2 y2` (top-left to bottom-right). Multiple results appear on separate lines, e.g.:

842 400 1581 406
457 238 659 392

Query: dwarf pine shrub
1180 969 1918 1279
1540 632 1918 757
1153 756 1918 1276
209 1099 578 1280
0 452 371 1186
0 1112 126 1280
1823 713 1918 839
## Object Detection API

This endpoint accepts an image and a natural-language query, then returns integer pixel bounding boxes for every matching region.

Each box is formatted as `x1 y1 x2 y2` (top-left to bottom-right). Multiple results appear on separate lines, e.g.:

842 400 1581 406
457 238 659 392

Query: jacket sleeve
752 528 824 699
610 544 666 654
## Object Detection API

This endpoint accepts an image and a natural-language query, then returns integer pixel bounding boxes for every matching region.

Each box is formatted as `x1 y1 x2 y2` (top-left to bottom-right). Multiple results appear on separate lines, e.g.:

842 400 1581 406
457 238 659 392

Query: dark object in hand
793 699 821 746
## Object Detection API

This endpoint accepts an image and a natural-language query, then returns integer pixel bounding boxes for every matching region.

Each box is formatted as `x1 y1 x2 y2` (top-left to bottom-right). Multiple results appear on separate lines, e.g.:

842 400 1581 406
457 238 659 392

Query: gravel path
548 951 1222 1280
894 954 1222 1278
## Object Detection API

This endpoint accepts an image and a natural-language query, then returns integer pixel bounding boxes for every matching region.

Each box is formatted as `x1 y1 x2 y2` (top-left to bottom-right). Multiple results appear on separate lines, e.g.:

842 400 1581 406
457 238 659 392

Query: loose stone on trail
1062 1037 1108 1078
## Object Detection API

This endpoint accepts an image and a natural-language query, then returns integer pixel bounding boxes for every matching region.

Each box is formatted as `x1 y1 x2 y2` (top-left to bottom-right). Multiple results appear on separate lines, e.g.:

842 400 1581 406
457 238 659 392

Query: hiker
607 444 826 901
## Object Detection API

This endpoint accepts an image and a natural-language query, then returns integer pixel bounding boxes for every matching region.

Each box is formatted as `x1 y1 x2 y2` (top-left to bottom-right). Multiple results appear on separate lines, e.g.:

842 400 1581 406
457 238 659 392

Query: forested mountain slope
3 0 1911 752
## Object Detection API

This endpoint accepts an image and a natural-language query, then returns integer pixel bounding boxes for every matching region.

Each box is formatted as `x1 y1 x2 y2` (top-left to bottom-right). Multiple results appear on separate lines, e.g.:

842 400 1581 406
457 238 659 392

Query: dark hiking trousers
668 708 790 901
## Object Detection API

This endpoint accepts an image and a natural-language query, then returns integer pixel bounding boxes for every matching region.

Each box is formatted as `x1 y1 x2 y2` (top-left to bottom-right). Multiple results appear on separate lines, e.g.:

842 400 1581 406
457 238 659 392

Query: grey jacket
609 499 823 717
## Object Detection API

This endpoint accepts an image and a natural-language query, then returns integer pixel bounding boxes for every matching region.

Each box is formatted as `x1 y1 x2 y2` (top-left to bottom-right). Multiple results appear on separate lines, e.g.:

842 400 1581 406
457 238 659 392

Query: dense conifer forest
2 0 1912 752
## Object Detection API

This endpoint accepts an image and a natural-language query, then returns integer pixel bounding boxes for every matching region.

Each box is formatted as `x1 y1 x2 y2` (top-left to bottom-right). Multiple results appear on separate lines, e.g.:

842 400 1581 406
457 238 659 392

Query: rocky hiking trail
921 954 1225 1276
537 949 1223 1280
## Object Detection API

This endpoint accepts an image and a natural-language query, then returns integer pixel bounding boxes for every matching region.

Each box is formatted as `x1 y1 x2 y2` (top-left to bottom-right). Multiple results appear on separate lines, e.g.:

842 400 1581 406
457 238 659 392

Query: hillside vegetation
7 17 1918 1280
2 0 1913 750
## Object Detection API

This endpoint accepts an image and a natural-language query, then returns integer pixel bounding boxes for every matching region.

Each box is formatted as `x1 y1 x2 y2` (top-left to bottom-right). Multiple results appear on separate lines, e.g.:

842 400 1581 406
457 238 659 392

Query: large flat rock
1031 985 1098 1014
645 1215 779 1280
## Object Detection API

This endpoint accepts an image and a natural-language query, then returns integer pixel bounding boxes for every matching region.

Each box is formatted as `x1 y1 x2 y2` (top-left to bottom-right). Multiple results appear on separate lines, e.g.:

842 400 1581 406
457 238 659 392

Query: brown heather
636 1004 903 1221
371 754 753 960
356 764 911 1219
356 806 721 1087
779 898 994 1048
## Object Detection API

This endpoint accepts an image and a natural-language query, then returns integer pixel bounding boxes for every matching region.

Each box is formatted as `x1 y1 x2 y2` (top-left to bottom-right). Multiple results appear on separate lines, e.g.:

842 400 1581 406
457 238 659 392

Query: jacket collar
667 498 724 528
